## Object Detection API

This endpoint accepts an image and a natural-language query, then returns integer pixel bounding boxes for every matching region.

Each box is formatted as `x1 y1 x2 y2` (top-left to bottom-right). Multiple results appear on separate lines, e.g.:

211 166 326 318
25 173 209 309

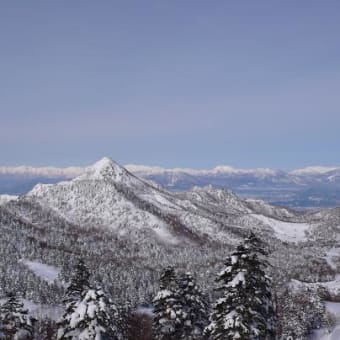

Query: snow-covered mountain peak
90 157 122 179
76 157 132 183
93 157 114 170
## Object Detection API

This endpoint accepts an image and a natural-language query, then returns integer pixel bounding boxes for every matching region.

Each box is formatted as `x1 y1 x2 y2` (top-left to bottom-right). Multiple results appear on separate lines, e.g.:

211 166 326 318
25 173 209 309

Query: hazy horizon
0 156 339 172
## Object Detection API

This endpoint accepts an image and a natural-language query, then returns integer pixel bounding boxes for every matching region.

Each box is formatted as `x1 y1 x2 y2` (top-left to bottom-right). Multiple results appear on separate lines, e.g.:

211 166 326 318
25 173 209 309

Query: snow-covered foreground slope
23 299 63 321
19 259 60 284
253 214 310 242
23 157 316 245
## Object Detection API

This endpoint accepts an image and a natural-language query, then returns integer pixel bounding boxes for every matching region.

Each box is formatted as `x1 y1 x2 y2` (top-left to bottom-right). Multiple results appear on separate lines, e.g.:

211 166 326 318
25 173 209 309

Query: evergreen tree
115 301 132 340
64 258 91 304
34 317 58 340
177 272 208 340
58 258 91 339
0 291 35 340
58 287 119 340
206 233 276 340
153 266 184 340
58 258 120 339
278 288 326 339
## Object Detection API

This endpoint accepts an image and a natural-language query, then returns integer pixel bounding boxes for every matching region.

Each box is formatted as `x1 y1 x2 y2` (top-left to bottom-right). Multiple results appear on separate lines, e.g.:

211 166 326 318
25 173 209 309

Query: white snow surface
77 157 134 183
19 259 59 283
65 288 109 340
309 302 340 340
0 297 63 321
228 271 246 287
290 166 338 176
253 214 310 242
0 194 18 205
23 299 63 321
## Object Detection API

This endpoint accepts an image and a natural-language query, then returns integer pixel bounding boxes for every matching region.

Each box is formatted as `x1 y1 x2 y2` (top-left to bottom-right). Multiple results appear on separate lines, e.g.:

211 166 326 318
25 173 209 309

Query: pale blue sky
1 1 340 168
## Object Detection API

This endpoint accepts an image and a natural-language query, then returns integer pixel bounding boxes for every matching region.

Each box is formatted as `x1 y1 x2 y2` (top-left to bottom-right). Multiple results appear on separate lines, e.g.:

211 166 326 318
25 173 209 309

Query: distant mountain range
1 162 340 208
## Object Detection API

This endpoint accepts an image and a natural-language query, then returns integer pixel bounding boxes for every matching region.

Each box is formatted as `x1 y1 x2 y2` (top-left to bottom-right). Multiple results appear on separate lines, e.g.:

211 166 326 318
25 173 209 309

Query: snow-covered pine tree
206 232 276 340
64 258 91 304
58 287 119 340
58 258 120 339
58 258 91 339
153 266 184 340
177 272 208 340
0 291 35 340
243 232 276 336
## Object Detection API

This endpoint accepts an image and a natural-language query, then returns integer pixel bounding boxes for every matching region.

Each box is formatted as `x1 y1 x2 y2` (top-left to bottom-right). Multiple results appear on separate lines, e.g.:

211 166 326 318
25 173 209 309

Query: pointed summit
92 157 115 171
91 157 121 178
79 157 128 182
72 157 149 189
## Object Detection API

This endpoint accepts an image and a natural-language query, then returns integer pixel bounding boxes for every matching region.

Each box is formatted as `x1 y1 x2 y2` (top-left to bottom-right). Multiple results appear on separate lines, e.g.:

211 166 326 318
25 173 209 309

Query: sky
1 1 340 169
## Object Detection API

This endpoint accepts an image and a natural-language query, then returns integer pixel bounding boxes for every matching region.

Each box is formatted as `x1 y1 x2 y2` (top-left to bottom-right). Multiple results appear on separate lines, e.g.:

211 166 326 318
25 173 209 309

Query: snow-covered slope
253 215 310 243
27 159 181 244
0 194 18 205
19 259 60 284
25 158 223 244
177 185 251 215
245 199 297 220
24 157 316 245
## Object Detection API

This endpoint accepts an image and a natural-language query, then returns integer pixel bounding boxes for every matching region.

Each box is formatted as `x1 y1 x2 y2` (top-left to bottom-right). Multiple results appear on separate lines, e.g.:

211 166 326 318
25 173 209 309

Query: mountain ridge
1 162 340 178
19 157 314 245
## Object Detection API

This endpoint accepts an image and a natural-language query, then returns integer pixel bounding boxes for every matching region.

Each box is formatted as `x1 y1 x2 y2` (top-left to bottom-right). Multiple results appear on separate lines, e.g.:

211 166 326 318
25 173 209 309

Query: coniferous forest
0 233 280 339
